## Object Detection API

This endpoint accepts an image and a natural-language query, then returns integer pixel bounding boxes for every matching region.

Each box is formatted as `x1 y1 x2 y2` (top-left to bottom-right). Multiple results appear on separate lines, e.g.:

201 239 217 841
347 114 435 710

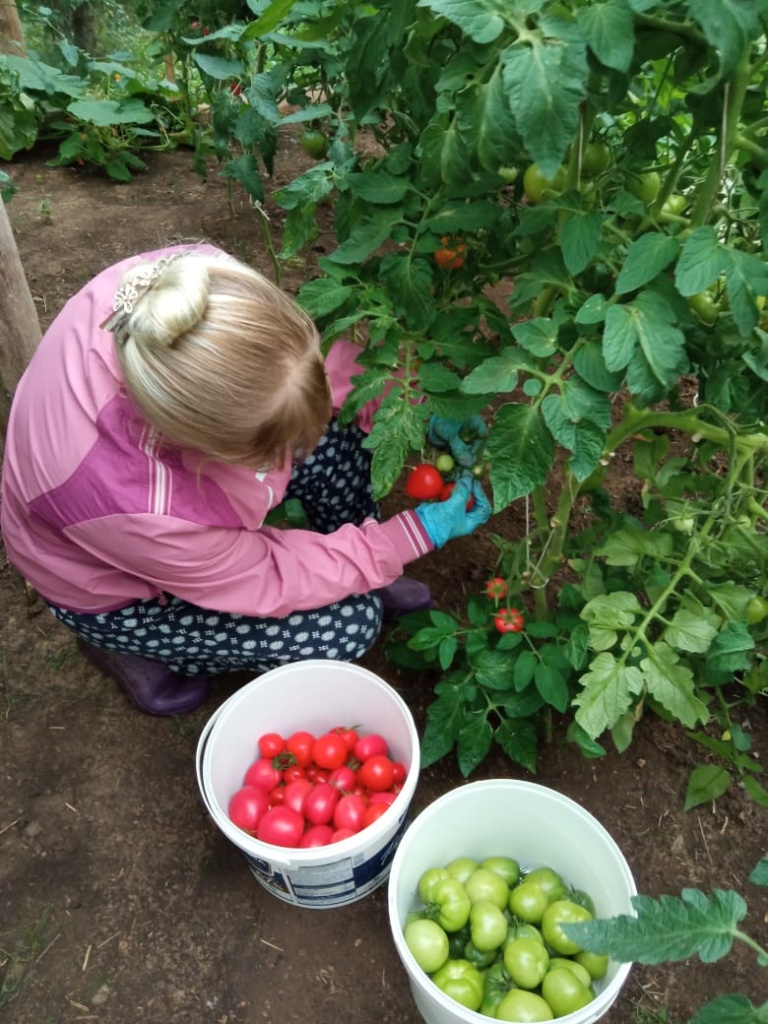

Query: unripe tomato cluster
228 726 407 848
404 855 606 1020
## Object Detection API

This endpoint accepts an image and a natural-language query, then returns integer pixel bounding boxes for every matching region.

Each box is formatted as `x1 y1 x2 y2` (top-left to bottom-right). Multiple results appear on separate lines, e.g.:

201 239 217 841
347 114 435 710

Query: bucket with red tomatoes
196 660 419 908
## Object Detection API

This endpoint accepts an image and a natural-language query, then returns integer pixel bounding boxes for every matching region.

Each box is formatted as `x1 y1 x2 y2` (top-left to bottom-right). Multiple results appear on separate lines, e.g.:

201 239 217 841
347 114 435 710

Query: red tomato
357 754 396 792
328 765 357 791
228 785 270 834
304 782 341 825
405 464 444 501
391 761 407 785
311 732 350 770
283 778 313 815
363 802 391 827
333 793 367 832
243 757 281 791
439 481 476 510
258 732 285 758
353 732 388 762
282 765 307 784
331 725 360 751
494 607 525 633
368 790 398 806
305 765 329 783
257 806 304 847
484 577 509 601
299 825 334 848
285 730 315 767
269 784 285 806
330 827 356 843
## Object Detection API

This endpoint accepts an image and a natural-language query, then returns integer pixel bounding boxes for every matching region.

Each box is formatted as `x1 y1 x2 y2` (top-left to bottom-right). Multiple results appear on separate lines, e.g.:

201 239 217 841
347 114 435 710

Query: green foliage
563 856 768 1024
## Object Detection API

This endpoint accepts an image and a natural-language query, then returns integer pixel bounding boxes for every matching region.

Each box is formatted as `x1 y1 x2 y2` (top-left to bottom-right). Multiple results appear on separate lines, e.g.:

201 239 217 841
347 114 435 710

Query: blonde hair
111 254 332 469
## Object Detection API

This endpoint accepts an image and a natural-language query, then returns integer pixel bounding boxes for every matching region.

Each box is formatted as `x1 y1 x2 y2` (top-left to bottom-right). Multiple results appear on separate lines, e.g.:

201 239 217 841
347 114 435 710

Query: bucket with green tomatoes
387 780 636 1024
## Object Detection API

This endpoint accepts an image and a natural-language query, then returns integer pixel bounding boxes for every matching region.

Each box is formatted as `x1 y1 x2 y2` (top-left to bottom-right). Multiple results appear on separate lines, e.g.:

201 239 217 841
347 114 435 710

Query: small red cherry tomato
368 789 398 806
283 778 313 815
328 765 357 791
257 806 305 847
405 464 444 501
243 757 281 791
333 793 367 832
282 764 307 784
311 732 350 771
304 782 341 826
362 802 391 827
299 825 334 848
484 577 509 601
353 732 388 762
357 754 396 792
331 725 360 751
391 761 407 785
258 732 285 758
330 827 356 843
228 785 270 834
268 784 285 806
439 481 476 510
285 730 315 767
494 607 525 633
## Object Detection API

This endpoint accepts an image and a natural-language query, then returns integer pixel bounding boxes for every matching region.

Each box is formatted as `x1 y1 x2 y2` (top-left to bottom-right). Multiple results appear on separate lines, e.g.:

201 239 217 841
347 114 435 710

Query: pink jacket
1 245 432 616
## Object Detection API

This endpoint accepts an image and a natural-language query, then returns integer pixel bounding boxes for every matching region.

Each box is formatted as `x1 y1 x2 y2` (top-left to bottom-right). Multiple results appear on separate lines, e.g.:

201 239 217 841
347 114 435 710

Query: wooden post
0 196 41 430
0 0 26 55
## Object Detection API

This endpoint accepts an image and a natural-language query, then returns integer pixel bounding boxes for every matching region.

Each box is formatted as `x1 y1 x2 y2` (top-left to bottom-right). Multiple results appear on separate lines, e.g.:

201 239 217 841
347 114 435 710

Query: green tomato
497 165 519 184
482 855 521 888
427 878 472 932
689 290 720 325
541 966 594 1016
523 866 566 903
480 961 515 1017
581 142 611 176
541 899 594 956
496 988 554 1022
430 959 484 1012
418 867 450 903
464 867 510 909
503 936 550 989
299 128 329 159
626 170 661 205
469 900 509 952
575 949 609 980
447 922 471 959
548 957 593 988
463 938 498 969
508 880 550 924
404 918 450 973
434 453 456 476
505 921 545 947
565 887 596 915
523 163 567 203
661 193 687 218
746 596 768 624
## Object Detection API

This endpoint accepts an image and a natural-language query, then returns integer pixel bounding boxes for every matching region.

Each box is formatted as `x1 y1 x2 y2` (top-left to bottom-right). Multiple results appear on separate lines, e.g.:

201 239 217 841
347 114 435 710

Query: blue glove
427 414 488 468
415 472 492 549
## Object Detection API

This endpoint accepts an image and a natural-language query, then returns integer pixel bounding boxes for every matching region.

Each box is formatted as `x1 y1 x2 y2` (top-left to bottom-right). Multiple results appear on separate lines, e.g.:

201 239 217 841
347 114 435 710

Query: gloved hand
415 472 492 549
427 414 488 468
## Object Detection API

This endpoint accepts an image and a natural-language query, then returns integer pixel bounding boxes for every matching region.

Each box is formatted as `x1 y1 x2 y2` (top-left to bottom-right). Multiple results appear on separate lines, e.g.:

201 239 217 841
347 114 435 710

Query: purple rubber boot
376 577 433 621
77 640 210 716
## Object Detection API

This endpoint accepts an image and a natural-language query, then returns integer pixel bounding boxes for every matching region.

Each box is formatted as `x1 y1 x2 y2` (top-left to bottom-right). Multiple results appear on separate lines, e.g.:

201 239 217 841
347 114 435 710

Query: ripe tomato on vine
494 608 525 634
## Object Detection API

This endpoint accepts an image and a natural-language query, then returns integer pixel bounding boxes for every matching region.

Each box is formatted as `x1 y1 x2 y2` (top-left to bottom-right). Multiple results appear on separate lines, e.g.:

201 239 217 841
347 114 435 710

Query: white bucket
196 660 419 909
387 779 636 1024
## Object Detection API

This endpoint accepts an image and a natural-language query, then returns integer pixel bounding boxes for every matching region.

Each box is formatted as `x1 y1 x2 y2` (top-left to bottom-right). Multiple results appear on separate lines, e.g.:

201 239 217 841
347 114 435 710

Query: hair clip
100 252 184 338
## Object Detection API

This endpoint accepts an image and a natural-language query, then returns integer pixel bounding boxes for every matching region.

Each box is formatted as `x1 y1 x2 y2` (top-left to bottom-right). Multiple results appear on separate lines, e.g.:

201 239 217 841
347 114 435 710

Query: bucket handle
195 702 226 818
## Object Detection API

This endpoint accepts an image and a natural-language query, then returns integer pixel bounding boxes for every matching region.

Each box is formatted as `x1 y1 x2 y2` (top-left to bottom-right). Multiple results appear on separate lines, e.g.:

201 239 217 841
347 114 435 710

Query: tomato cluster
405 460 475 509
404 856 605 1019
228 726 406 848
434 236 466 270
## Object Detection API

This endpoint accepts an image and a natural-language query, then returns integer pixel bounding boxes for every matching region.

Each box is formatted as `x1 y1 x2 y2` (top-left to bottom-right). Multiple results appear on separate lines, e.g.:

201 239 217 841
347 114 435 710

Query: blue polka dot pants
47 422 384 676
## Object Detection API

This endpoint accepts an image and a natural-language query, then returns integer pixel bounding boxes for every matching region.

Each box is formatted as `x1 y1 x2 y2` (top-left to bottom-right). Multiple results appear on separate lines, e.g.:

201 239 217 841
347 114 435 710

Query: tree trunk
0 0 26 55
0 197 41 431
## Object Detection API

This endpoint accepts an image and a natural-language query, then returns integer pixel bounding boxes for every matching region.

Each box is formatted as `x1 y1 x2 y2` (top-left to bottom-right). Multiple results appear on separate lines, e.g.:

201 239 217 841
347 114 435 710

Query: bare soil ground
1 139 766 1024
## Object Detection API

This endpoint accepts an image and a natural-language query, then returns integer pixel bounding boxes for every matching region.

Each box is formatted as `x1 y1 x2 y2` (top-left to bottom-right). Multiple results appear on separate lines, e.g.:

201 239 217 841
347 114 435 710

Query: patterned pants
48 422 384 676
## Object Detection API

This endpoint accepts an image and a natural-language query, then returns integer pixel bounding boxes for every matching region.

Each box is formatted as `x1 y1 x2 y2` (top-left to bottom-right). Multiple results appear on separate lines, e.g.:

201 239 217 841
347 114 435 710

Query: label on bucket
243 816 410 908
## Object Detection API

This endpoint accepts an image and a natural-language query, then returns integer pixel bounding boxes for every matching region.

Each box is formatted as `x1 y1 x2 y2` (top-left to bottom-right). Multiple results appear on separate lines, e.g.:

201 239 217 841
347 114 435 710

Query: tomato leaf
417 0 508 45
466 64 522 172
690 0 762 82
615 233 680 295
487 403 555 508
560 210 603 275
345 170 410 204
494 716 539 774
640 642 708 729
297 279 355 319
471 648 518 691
705 621 755 686
690 993 767 1024
674 226 730 296
563 888 748 964
502 36 588 179
748 855 768 888
573 652 643 738
684 764 732 810
461 352 522 395
576 0 635 73
662 609 719 654
326 208 397 264
379 252 436 330
457 714 494 777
